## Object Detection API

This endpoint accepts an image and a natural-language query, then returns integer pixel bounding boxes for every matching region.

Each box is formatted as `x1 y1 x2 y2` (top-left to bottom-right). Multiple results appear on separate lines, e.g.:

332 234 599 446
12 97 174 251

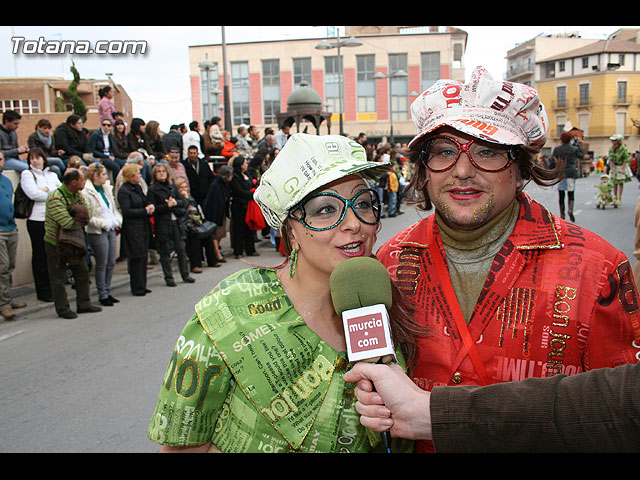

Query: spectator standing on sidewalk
81 163 122 307
117 163 154 296
176 178 218 273
0 152 27 320
552 131 583 221
230 156 258 258
148 163 194 287
44 168 102 319
20 147 61 303
203 165 233 265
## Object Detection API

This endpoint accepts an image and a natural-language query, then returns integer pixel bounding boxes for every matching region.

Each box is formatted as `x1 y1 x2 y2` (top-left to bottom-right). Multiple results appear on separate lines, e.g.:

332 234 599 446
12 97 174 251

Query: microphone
330 256 396 453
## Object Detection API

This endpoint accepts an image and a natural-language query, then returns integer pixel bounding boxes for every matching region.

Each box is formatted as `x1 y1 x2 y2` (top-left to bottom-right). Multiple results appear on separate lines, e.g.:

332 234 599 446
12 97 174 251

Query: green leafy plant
66 61 87 122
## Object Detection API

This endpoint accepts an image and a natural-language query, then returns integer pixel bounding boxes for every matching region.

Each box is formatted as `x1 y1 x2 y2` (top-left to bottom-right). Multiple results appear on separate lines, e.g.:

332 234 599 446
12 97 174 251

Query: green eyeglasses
289 188 382 231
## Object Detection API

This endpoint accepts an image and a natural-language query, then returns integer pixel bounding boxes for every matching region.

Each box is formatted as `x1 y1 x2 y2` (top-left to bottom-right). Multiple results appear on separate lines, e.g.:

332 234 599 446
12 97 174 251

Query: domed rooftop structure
276 81 332 134
287 81 322 109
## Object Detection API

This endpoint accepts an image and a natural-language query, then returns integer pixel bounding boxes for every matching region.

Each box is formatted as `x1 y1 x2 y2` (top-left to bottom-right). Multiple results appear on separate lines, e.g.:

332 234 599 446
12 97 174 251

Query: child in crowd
67 155 88 174
386 163 399 217
595 174 614 209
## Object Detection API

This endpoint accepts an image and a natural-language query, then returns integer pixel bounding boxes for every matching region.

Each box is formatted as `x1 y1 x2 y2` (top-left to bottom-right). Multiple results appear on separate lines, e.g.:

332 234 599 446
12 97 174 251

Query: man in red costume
376 66 640 453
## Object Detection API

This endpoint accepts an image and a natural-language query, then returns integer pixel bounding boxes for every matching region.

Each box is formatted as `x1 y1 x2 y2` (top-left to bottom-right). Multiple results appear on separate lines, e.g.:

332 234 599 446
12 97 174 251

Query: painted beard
434 180 496 230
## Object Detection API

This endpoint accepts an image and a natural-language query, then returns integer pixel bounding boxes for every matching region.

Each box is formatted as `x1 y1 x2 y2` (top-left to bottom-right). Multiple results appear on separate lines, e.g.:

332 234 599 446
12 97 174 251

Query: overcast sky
1 25 634 132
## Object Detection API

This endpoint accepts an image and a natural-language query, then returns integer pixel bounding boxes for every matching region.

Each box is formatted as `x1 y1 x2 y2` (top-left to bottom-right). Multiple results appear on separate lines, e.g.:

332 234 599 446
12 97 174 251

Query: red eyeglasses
421 135 517 173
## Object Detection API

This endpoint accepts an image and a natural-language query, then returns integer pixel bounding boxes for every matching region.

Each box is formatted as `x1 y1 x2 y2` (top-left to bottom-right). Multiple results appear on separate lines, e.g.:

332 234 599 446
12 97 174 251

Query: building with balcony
188 26 468 145
535 28 640 157
505 32 598 88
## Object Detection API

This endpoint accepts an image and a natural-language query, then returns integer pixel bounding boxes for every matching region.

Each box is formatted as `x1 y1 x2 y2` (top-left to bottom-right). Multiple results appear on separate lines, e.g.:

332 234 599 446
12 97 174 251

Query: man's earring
289 247 298 279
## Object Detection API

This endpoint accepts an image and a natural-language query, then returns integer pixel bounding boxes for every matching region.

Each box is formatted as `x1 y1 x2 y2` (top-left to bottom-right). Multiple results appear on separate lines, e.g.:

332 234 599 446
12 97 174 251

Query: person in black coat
162 125 184 160
203 165 233 263
126 118 155 159
552 131 584 221
117 163 154 296
229 156 258 258
126 118 155 183
147 164 194 286
182 145 215 206
176 179 218 272
53 114 92 165
112 119 131 159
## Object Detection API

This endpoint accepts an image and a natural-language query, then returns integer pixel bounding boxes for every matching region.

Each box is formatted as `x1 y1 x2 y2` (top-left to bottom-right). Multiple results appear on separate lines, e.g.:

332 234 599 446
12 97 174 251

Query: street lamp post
374 70 408 144
212 88 222 117
221 26 232 133
198 60 215 120
315 29 362 135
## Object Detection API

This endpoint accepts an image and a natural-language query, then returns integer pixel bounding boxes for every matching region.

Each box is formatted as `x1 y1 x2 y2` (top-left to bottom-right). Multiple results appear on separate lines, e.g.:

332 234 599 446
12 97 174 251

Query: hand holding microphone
330 257 398 452
343 362 434 441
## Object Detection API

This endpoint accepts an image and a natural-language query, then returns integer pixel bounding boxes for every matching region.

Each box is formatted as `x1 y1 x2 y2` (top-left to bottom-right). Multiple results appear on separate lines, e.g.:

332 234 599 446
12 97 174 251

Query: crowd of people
0 103 284 319
0 97 415 322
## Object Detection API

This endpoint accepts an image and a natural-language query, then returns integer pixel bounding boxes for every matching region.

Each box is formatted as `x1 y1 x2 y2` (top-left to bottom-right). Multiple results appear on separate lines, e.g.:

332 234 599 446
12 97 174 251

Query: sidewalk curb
4 245 244 321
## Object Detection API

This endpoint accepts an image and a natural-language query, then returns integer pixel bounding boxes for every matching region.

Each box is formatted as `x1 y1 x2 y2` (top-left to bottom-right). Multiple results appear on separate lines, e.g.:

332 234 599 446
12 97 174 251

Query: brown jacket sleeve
430 363 640 452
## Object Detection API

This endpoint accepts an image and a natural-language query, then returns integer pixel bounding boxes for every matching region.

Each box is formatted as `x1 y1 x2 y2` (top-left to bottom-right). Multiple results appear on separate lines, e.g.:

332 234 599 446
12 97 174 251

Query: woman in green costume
147 133 421 453
607 134 633 206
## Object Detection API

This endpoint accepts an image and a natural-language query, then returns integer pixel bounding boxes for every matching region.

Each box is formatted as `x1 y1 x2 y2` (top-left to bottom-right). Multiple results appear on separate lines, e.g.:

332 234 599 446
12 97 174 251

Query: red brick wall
375 67 390 121
280 70 292 112
343 67 357 122
249 72 262 125
190 75 201 124
409 65 421 98
312 70 325 101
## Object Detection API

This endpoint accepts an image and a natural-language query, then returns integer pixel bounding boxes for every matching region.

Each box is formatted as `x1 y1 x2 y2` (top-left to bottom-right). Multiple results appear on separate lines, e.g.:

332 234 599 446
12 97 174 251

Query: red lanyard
426 216 492 385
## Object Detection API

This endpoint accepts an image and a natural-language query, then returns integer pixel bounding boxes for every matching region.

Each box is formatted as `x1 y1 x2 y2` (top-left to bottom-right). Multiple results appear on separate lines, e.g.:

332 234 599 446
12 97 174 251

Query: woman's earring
289 247 298 279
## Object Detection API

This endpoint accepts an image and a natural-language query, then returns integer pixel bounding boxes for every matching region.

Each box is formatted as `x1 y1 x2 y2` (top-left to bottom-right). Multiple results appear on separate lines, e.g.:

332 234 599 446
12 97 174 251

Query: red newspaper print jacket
377 194 640 450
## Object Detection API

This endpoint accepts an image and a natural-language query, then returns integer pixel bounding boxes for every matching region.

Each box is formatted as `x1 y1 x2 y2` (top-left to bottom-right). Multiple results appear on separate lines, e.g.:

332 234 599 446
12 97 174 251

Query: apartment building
188 26 468 145
533 28 640 157
506 32 599 88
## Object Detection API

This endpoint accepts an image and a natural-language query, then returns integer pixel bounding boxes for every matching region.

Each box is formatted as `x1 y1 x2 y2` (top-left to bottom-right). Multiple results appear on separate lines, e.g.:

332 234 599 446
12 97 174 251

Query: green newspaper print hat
254 133 390 229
